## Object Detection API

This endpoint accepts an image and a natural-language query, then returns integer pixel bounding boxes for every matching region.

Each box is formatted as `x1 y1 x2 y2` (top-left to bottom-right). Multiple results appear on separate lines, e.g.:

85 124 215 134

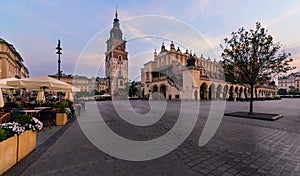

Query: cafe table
34 107 52 110
19 109 41 116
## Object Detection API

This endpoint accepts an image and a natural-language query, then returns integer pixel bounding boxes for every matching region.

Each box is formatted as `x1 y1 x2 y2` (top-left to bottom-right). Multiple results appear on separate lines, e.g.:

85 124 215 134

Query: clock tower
105 9 128 98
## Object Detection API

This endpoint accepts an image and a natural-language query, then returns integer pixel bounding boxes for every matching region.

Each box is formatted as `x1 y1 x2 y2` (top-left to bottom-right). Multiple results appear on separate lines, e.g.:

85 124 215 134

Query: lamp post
56 39 62 80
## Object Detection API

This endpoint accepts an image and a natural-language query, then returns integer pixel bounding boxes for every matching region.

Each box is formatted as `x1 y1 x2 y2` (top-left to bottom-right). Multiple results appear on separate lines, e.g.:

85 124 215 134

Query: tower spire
113 7 119 23
115 7 118 19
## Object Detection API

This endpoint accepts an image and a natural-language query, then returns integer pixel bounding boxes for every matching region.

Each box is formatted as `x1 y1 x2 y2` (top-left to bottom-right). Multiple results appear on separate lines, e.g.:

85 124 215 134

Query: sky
1 0 300 81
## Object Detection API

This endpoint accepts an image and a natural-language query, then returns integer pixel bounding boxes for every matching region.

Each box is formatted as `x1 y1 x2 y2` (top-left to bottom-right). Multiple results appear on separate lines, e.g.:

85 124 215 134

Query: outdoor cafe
0 76 83 129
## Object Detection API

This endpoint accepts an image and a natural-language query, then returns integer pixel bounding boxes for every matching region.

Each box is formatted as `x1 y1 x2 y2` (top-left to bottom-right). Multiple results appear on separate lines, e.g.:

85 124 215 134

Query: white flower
1 122 25 135
66 108 71 114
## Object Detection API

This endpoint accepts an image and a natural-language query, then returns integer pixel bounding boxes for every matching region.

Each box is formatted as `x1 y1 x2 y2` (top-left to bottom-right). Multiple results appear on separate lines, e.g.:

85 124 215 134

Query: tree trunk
249 84 254 115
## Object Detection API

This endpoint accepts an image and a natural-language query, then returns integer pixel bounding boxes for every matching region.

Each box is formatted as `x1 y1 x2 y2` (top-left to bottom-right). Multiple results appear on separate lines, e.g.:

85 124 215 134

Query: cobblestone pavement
4 99 300 176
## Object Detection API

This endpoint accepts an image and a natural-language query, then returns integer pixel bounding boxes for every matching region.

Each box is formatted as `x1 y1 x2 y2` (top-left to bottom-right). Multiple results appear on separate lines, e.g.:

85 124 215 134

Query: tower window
118 55 122 61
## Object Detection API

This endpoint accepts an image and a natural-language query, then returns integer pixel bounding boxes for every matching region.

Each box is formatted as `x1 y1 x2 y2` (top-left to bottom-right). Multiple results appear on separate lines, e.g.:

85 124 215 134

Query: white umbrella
64 92 74 102
0 88 4 108
51 85 80 92
0 78 19 89
36 91 46 103
7 76 74 91
101 93 112 98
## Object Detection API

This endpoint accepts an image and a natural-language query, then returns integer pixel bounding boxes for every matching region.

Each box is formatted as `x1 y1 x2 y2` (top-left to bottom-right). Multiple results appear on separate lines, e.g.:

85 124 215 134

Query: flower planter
17 130 36 162
0 136 18 175
56 113 67 126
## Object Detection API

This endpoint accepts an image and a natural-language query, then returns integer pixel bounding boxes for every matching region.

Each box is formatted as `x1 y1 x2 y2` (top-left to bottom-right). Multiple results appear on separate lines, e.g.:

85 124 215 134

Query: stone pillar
226 91 230 99
149 91 153 100
233 92 237 101
206 88 209 100
219 91 223 100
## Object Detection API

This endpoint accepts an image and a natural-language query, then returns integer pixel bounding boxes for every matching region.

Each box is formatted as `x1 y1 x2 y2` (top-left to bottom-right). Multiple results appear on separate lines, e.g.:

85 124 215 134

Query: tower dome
109 9 123 40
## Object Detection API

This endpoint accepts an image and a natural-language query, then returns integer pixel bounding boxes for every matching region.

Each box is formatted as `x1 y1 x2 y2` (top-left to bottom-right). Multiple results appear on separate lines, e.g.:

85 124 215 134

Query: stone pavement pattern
4 99 300 176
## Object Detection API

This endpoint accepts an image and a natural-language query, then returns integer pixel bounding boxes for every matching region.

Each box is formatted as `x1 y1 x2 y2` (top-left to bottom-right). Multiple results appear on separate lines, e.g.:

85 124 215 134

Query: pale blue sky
1 0 300 80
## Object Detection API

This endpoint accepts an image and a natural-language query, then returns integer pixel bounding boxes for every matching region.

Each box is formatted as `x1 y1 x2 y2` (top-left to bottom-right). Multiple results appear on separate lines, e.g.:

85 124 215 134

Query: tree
221 22 295 114
288 86 299 95
278 88 287 95
127 81 138 98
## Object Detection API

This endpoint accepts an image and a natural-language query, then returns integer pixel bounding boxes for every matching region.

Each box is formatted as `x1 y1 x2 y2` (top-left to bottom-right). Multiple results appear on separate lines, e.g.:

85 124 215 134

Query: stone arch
223 85 228 100
229 86 234 101
209 83 216 100
235 86 239 94
255 88 258 98
216 84 222 100
239 87 244 99
118 55 122 61
200 82 208 100
152 85 159 100
152 85 158 92
159 84 167 99
244 87 248 98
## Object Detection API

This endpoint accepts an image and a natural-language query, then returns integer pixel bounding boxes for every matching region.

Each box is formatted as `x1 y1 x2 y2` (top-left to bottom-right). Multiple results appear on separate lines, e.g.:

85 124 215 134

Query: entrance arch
229 86 234 101
159 84 167 99
223 85 228 100
152 85 158 100
244 87 248 99
200 83 208 100
216 84 222 100
239 87 244 99
209 83 215 100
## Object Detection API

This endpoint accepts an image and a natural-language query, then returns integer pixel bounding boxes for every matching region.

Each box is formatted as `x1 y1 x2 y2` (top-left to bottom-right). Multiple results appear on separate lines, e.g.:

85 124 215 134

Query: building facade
0 38 29 79
96 77 107 92
141 42 277 100
295 76 300 91
278 72 300 91
105 10 128 98
278 75 294 91
49 74 89 92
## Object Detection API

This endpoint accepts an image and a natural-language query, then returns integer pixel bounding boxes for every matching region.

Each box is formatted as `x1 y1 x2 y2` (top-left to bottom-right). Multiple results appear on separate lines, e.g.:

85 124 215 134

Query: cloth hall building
141 42 277 101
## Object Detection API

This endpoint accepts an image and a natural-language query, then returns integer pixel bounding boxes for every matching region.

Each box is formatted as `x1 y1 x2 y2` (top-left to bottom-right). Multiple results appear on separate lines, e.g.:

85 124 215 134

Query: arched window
118 55 122 61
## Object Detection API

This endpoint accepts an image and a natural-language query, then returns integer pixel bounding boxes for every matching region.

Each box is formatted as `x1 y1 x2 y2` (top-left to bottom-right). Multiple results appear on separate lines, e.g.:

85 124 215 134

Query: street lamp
56 39 62 80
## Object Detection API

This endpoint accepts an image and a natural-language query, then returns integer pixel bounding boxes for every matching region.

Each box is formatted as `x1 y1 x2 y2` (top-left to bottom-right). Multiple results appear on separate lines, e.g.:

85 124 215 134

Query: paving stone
3 100 300 176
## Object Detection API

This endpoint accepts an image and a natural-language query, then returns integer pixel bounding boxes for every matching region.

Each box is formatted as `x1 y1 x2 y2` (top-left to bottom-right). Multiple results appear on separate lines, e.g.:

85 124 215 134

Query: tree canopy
221 22 295 114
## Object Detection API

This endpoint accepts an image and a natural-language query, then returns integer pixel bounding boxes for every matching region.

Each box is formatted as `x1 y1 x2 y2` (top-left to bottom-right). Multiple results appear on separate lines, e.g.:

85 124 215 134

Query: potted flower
56 100 68 126
0 122 24 174
14 114 43 161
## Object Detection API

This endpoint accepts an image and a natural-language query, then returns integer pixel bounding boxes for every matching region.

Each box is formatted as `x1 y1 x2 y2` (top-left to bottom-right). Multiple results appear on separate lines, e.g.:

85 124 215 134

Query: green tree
278 88 287 95
221 22 295 114
288 86 299 95
127 81 138 98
